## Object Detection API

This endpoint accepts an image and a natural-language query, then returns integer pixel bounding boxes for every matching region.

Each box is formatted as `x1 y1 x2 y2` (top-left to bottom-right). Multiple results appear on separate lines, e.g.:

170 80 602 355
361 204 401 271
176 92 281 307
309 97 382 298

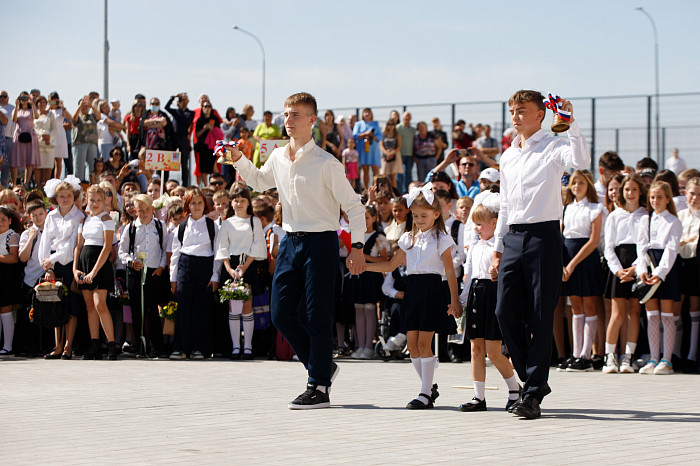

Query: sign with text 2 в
259 140 288 164
145 150 181 171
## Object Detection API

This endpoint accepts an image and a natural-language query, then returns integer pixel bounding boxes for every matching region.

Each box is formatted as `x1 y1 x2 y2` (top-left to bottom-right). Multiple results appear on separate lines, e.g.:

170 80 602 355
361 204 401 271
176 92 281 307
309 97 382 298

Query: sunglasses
210 180 224 186
202 105 212 108
460 162 476 167
0 94 8 98
104 191 113 197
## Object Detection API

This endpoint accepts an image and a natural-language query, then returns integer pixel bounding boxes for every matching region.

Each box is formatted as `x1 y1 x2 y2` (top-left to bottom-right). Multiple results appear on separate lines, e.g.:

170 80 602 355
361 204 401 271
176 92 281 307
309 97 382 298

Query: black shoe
107 342 119 361
230 349 241 360
147 350 158 359
430 383 439 402
683 359 699 374
458 397 486 412
241 350 254 360
566 357 593 372
44 352 62 360
591 354 605 370
288 383 331 410
556 356 574 371
406 394 434 409
505 385 522 411
512 396 541 419
61 352 72 360
331 362 340 383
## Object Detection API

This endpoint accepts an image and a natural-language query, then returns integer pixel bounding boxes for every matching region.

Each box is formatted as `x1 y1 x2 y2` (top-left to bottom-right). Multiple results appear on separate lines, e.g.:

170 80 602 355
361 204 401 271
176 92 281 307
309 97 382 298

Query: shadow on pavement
542 408 700 422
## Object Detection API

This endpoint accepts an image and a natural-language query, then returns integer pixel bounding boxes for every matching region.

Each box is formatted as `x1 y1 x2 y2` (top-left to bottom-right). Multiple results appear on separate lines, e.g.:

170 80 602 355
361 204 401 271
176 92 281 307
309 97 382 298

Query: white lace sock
504 375 520 400
411 357 422 379
572 314 585 358
661 313 676 362
472 381 485 402
647 310 661 362
419 356 436 404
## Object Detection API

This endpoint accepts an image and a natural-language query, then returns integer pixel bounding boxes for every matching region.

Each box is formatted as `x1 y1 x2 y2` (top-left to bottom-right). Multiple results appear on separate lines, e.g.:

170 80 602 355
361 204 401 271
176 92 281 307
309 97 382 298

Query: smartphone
19 96 28 102
466 148 474 156
457 149 467 156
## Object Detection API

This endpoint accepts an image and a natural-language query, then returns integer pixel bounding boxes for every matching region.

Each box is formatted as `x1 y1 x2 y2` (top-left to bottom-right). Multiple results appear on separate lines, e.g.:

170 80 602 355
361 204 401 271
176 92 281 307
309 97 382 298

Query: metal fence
321 91 700 173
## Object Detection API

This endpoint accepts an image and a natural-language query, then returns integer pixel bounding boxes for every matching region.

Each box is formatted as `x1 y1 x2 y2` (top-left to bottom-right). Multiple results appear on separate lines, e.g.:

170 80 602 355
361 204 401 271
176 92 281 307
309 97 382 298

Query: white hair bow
481 192 500 214
64 175 82 191
44 179 61 198
406 182 435 207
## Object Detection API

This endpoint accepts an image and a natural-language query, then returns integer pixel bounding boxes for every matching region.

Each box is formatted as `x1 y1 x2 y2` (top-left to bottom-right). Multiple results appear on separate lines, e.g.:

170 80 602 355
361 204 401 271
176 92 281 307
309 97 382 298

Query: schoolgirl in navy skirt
0 205 22 355
636 181 683 375
678 177 700 368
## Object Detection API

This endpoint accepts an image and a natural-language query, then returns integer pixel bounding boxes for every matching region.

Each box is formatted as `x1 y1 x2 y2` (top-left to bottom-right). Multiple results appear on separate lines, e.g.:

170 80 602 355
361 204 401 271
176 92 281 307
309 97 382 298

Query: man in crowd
396 111 415 194
0 90 14 186
452 120 473 150
430 117 448 163
208 173 226 192
665 147 686 175
475 124 499 169
165 92 194 186
594 151 625 203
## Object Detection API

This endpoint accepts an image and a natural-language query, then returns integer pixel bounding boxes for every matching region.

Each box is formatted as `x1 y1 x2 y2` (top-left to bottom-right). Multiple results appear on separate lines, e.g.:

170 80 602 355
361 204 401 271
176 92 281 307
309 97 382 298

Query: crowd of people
0 87 699 414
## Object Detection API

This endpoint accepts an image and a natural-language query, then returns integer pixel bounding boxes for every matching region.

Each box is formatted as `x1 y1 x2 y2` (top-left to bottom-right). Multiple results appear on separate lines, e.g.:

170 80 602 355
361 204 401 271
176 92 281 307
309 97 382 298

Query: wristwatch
351 242 364 250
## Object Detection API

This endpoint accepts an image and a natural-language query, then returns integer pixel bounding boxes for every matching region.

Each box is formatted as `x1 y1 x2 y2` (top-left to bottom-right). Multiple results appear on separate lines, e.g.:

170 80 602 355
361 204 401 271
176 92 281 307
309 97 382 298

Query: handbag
18 132 32 143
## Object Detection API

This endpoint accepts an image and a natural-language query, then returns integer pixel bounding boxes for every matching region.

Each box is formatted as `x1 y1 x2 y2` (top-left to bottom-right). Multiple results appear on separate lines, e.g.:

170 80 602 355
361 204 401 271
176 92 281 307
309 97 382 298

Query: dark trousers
271 231 338 387
127 268 164 354
495 221 562 402
174 254 215 356
177 141 191 186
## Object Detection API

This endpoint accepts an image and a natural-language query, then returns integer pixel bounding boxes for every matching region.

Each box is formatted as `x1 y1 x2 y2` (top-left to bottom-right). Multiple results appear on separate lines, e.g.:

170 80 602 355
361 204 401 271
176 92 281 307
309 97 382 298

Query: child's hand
448 301 462 318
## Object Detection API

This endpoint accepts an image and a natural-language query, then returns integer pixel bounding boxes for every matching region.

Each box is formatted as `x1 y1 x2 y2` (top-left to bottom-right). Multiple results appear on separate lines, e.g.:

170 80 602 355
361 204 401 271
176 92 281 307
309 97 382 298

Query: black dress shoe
406 394 434 409
44 353 62 360
458 397 487 412
430 383 439 402
61 353 72 360
506 397 521 413
241 351 254 360
505 385 522 411
512 396 541 419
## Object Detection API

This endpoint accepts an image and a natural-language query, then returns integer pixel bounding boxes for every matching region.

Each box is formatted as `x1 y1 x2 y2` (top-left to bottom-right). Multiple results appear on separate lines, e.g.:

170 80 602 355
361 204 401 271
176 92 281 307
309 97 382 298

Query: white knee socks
229 314 241 351
661 313 675 362
473 381 485 402
242 314 255 351
581 315 598 360
1 313 14 352
647 311 661 361
572 314 585 358
419 356 437 404
673 316 682 357
688 311 700 361
411 357 422 378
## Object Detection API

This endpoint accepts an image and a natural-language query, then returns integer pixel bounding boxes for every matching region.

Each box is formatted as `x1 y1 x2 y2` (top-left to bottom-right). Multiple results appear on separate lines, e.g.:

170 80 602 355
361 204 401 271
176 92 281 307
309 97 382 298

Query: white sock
625 342 637 356
688 311 700 361
572 314 585 358
673 316 683 357
503 375 520 400
661 313 676 362
242 314 255 351
1 313 14 351
472 380 485 402
411 357 422 379
315 385 328 393
605 342 617 355
419 356 436 404
647 310 661 362
228 314 241 351
581 315 598 360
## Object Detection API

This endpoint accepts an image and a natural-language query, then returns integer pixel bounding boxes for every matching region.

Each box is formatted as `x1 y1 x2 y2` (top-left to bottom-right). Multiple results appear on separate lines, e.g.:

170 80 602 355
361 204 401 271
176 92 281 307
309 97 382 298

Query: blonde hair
686 177 700 191
407 192 446 249
649 181 677 216
132 194 153 208
471 203 498 223
86 184 106 200
49 182 79 204
98 181 119 211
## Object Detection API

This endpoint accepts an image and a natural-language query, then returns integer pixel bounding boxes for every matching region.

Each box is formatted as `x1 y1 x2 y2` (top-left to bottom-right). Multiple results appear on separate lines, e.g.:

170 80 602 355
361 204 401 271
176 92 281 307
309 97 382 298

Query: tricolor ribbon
214 140 238 156
543 93 572 122
406 182 435 207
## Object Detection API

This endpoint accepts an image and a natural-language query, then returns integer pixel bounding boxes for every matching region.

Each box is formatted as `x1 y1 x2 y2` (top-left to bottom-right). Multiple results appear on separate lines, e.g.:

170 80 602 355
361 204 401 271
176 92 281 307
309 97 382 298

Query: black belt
287 231 330 237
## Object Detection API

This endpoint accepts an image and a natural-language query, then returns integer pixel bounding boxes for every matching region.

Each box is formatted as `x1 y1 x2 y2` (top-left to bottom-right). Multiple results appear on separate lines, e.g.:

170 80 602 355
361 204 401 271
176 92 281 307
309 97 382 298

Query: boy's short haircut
132 194 153 207
679 168 700 182
99 171 116 181
212 190 230 203
209 172 224 180
121 182 138 194
457 196 474 208
253 203 275 222
167 203 184 219
635 157 658 171
471 203 498 223
26 201 47 215
148 178 161 187
284 92 317 115
508 90 546 122
598 151 625 171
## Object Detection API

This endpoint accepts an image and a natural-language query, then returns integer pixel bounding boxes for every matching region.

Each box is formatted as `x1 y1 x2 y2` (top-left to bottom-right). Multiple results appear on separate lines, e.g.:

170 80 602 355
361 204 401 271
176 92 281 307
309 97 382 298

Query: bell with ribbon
214 140 239 165
543 93 571 133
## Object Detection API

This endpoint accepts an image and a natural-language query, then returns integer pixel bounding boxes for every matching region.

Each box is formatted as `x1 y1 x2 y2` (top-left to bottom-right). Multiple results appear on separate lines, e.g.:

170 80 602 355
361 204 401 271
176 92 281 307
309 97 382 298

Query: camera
19 96 29 102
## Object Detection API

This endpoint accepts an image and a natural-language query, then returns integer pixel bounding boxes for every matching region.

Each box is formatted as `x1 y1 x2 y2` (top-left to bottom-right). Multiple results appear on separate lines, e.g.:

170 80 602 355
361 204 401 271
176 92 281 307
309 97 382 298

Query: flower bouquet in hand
218 278 252 304
160 300 177 335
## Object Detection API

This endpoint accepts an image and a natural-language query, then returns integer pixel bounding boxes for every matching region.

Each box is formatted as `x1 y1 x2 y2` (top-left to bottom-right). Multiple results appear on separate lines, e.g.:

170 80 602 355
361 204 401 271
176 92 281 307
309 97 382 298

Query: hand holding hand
346 248 366 275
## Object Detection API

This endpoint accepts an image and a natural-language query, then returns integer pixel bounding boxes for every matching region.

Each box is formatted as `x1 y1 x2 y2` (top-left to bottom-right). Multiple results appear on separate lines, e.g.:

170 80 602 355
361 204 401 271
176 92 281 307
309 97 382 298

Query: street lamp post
104 0 109 101
636 7 660 164
232 26 265 114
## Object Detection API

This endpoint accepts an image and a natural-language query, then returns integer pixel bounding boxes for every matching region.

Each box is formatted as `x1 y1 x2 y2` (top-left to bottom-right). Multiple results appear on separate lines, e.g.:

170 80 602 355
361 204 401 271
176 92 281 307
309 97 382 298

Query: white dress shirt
20 227 43 286
679 208 700 259
232 138 366 243
215 215 267 261
398 228 455 279
636 210 682 281
118 217 168 269
494 121 590 253
79 214 115 246
603 206 648 275
594 179 606 205
38 205 84 266
169 215 221 283
381 266 407 299
562 198 603 239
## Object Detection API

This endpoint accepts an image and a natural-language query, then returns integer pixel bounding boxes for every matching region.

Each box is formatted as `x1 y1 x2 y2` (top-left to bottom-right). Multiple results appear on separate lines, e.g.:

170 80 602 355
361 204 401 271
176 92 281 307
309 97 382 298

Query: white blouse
604 206 648 275
79 214 115 246
169 215 221 283
33 112 56 153
0 229 19 255
215 215 267 261
562 198 603 239
38 205 84 266
117 217 168 269
398 228 455 279
636 210 682 281
674 195 688 212
678 208 700 259
463 236 495 283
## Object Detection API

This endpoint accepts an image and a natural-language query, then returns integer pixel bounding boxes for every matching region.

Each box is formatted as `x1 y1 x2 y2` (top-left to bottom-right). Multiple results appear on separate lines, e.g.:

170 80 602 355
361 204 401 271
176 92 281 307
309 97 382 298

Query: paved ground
2 356 699 465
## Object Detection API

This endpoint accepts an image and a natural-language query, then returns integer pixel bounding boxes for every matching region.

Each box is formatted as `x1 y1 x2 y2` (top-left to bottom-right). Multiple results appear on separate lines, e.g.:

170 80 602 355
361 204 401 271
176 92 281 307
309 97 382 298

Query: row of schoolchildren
556 153 700 376
0 174 286 361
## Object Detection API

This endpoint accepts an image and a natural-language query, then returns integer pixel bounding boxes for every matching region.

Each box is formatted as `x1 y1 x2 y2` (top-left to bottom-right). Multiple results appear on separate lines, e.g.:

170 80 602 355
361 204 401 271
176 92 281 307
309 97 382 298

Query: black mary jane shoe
505 385 522 412
406 394 434 410
430 383 439 402
458 397 487 412
512 396 541 419
44 352 62 360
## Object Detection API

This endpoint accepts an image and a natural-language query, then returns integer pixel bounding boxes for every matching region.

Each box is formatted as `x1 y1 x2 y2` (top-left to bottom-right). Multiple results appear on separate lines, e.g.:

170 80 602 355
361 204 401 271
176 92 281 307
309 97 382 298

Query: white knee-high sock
242 314 255 351
411 357 422 379
472 381 485 402
229 314 241 351
673 316 682 357
504 375 520 400
647 310 661 362
572 314 585 358
688 311 700 361
582 315 598 360
1 313 14 351
419 356 436 404
661 313 676 362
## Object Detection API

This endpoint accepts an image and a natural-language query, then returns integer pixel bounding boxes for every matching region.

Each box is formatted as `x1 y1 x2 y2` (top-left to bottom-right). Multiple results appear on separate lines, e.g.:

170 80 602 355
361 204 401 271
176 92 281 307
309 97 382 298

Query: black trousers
495 221 562 402
176 141 191 186
174 254 215 355
127 268 164 354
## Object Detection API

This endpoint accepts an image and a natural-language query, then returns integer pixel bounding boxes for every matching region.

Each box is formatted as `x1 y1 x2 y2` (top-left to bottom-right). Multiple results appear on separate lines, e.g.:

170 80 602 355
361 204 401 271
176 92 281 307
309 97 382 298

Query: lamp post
104 0 109 101
232 25 265 114
636 7 660 164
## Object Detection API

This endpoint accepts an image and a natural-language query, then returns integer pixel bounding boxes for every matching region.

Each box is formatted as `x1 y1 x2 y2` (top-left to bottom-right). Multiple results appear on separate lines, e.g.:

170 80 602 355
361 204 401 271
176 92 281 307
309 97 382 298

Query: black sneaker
591 354 605 370
566 357 593 372
288 383 330 410
556 357 574 372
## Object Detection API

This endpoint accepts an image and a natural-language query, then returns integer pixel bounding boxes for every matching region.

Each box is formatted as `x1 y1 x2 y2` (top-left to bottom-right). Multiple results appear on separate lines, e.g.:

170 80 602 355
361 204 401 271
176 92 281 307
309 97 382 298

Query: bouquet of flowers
159 301 177 321
153 192 172 210
218 278 252 303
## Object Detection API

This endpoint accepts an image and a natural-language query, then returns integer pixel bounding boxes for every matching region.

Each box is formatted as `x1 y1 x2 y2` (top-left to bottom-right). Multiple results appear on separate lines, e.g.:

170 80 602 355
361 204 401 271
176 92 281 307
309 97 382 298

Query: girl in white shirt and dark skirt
0 205 22 355
364 184 461 409
602 174 648 373
216 187 267 360
74 185 118 360
678 177 700 371
637 181 683 375
560 170 604 372
169 188 220 360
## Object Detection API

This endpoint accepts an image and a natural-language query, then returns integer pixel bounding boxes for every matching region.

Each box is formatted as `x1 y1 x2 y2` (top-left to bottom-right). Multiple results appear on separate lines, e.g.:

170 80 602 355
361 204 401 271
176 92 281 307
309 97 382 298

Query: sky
3 0 700 165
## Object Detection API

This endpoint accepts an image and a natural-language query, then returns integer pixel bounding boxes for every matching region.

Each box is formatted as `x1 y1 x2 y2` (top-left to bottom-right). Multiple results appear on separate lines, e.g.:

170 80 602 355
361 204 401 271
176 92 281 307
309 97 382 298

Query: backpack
450 219 461 245
128 219 164 255
178 216 215 251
